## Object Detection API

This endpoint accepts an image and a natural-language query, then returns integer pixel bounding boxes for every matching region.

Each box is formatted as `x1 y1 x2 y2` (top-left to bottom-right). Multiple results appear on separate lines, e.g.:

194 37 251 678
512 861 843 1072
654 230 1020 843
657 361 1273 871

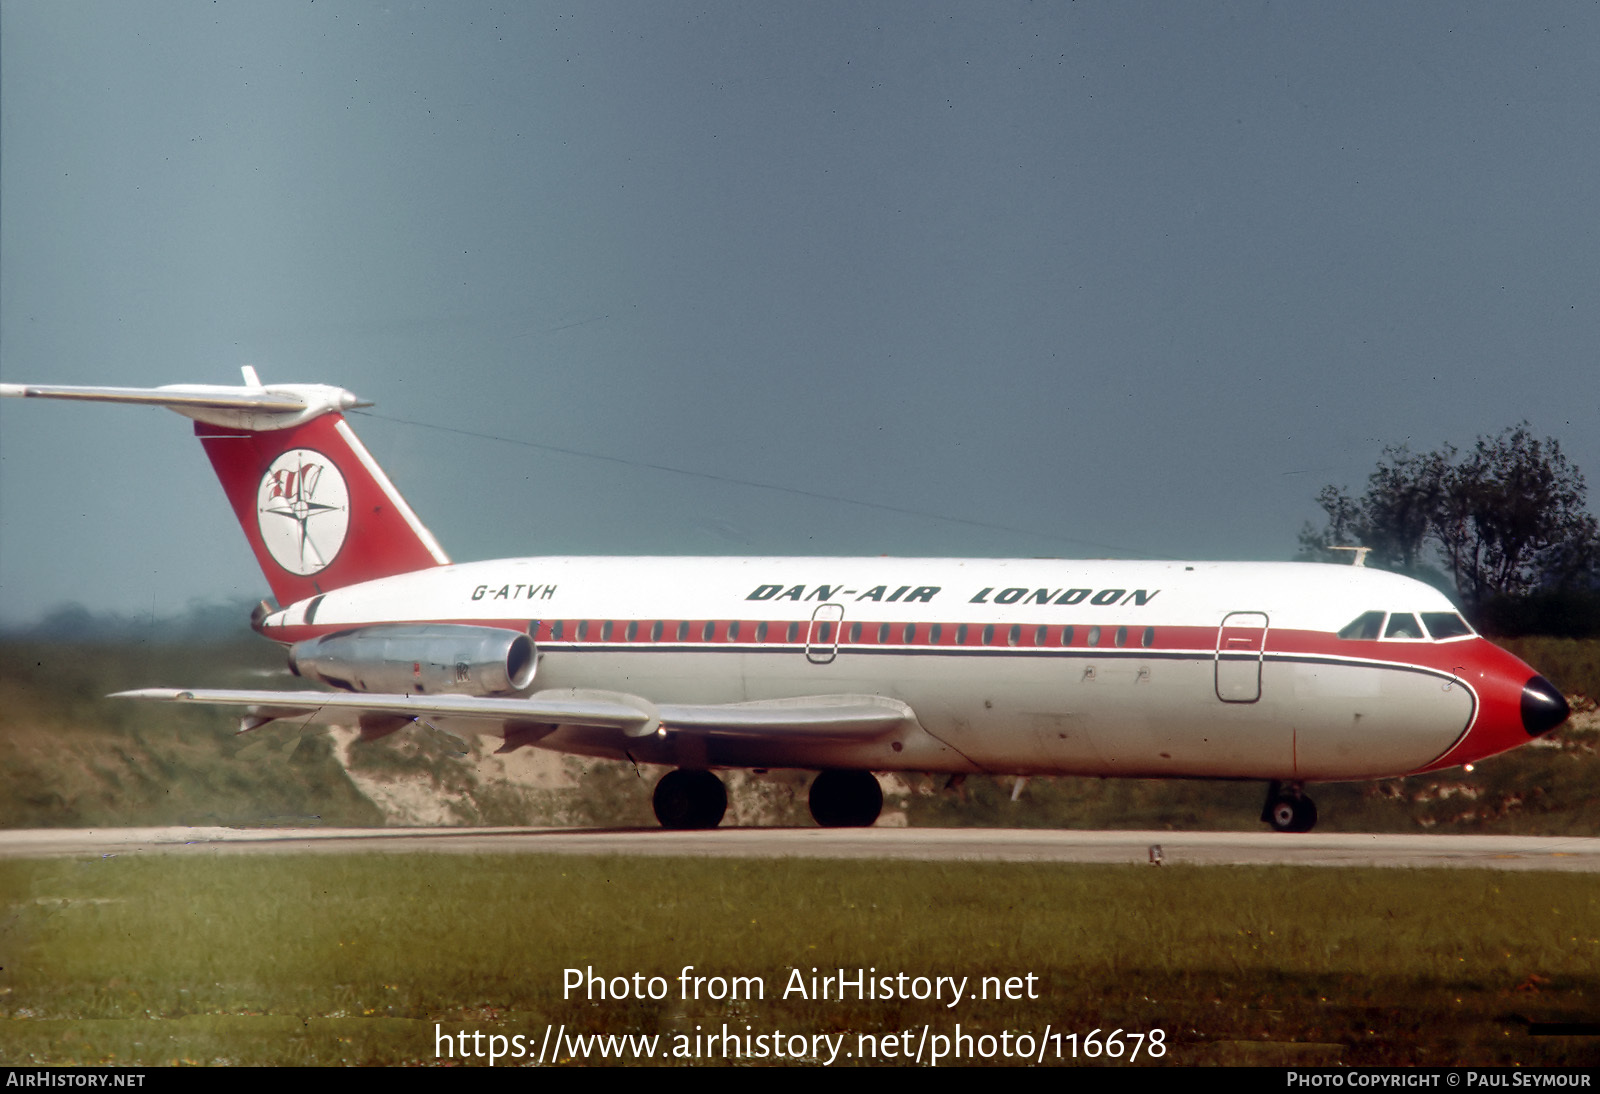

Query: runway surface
3 825 1598 870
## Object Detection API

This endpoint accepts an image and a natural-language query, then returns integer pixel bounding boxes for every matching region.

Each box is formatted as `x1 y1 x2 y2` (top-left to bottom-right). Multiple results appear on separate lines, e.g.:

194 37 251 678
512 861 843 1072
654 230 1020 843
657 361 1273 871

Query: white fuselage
261 557 1493 782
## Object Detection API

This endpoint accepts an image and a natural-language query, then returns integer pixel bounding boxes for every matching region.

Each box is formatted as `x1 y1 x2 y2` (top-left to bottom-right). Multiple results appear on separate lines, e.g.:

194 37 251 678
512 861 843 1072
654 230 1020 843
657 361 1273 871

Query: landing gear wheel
808 770 883 828
652 769 727 829
1261 782 1317 833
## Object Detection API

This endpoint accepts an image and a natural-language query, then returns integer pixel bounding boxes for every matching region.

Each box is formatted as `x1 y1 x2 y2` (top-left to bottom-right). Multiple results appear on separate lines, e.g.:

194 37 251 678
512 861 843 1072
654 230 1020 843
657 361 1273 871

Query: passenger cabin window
1384 613 1424 639
676 621 689 641
1422 612 1473 640
1337 611 1385 640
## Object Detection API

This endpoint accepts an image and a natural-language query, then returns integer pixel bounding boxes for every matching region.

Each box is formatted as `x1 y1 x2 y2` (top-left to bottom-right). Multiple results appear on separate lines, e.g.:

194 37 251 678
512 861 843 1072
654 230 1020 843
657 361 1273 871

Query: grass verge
0 855 1595 1066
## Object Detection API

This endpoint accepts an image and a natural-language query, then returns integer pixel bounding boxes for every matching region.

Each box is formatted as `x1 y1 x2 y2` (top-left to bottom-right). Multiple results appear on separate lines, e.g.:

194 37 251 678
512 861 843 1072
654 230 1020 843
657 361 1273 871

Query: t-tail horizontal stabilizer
0 366 369 431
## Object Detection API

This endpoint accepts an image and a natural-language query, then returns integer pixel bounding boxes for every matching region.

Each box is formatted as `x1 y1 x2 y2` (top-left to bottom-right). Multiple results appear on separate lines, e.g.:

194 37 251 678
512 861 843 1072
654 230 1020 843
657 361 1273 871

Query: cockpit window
1384 613 1424 639
1421 612 1473 640
1337 611 1385 640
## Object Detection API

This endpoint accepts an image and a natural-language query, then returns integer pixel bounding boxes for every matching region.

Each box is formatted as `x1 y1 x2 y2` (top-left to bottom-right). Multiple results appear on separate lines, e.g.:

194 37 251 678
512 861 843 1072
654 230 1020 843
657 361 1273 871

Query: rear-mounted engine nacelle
288 624 537 695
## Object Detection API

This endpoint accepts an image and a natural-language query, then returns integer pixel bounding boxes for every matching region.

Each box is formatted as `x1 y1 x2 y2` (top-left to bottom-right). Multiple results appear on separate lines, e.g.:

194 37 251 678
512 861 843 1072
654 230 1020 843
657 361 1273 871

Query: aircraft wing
112 688 913 742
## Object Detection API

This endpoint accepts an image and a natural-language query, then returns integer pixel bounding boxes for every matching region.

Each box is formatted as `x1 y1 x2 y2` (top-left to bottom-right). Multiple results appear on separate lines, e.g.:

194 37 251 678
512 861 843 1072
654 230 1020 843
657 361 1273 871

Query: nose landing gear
1262 780 1317 833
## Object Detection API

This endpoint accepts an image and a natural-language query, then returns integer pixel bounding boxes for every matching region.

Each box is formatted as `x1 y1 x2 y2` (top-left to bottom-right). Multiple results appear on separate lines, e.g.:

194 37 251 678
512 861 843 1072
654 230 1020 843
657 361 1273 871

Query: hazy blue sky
3 2 1597 623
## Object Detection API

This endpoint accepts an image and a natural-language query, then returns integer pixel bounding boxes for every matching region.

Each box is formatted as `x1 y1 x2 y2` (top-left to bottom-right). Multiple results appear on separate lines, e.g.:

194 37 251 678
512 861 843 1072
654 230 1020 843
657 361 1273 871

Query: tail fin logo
255 448 350 576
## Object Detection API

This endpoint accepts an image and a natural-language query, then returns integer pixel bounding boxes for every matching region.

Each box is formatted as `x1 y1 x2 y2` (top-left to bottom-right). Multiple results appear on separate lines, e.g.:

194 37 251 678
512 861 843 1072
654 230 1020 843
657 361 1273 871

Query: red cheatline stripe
259 617 1491 677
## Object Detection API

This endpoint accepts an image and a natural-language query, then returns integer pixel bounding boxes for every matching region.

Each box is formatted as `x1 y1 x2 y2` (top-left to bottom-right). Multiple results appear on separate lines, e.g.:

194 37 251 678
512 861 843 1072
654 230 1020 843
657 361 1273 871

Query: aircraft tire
1265 792 1317 834
653 769 727 829
808 769 883 828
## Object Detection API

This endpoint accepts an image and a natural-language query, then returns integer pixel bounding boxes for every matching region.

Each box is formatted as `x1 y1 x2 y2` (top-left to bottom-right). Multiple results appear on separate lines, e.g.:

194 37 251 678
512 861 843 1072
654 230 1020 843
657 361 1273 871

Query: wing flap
658 695 912 740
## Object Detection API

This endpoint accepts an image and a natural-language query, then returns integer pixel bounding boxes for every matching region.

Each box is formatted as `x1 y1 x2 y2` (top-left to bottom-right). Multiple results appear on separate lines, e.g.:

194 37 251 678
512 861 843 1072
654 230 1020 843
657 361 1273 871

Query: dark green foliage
1477 589 1600 639
2 598 265 644
0 640 383 828
1301 425 1599 627
1499 636 1600 703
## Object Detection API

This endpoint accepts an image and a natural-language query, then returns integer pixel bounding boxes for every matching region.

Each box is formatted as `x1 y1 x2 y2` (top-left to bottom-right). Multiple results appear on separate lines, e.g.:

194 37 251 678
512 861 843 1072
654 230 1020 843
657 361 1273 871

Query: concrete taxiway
2 826 1597 870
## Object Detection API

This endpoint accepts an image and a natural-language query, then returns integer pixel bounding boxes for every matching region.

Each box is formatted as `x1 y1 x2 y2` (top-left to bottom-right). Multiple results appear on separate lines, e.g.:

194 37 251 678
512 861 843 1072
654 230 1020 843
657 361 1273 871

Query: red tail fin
198 412 449 605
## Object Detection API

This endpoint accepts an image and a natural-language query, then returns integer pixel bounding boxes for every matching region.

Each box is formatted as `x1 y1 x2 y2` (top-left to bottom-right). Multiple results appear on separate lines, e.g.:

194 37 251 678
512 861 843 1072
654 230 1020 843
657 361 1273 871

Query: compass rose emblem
256 449 350 575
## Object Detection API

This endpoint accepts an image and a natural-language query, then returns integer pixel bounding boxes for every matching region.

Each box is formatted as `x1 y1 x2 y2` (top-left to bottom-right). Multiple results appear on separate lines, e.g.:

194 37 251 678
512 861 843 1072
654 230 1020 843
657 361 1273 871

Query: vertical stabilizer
198 413 449 605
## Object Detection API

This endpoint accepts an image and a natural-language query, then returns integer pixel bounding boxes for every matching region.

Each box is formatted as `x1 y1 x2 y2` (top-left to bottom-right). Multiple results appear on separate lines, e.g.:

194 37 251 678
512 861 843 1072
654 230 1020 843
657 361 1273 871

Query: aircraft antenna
1328 546 1372 567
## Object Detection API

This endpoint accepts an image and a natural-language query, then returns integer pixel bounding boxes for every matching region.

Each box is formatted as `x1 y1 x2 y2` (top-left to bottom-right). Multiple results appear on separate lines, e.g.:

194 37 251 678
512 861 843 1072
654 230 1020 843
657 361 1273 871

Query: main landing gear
650 768 885 829
808 769 883 828
1261 780 1317 833
652 769 727 829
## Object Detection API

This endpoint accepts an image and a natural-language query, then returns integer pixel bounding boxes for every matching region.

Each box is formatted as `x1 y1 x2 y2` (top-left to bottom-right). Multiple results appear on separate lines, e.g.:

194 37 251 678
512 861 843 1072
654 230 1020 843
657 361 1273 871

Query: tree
1301 424 1599 628
1434 427 1598 607
1298 444 1453 577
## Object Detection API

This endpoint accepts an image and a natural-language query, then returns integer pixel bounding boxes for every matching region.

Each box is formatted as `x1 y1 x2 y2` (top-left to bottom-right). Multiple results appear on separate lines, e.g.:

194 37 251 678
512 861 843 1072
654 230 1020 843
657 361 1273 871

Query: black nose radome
1521 676 1570 737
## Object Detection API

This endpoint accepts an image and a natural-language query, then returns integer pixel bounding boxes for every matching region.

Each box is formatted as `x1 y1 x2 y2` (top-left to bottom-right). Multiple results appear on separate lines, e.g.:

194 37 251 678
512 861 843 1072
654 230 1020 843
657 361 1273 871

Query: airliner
2 370 1571 832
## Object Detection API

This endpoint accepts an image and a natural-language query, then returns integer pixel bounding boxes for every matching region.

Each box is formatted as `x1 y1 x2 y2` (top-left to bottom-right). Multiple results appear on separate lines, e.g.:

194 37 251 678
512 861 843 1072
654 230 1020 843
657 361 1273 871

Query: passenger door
1215 611 1268 702
806 603 844 665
